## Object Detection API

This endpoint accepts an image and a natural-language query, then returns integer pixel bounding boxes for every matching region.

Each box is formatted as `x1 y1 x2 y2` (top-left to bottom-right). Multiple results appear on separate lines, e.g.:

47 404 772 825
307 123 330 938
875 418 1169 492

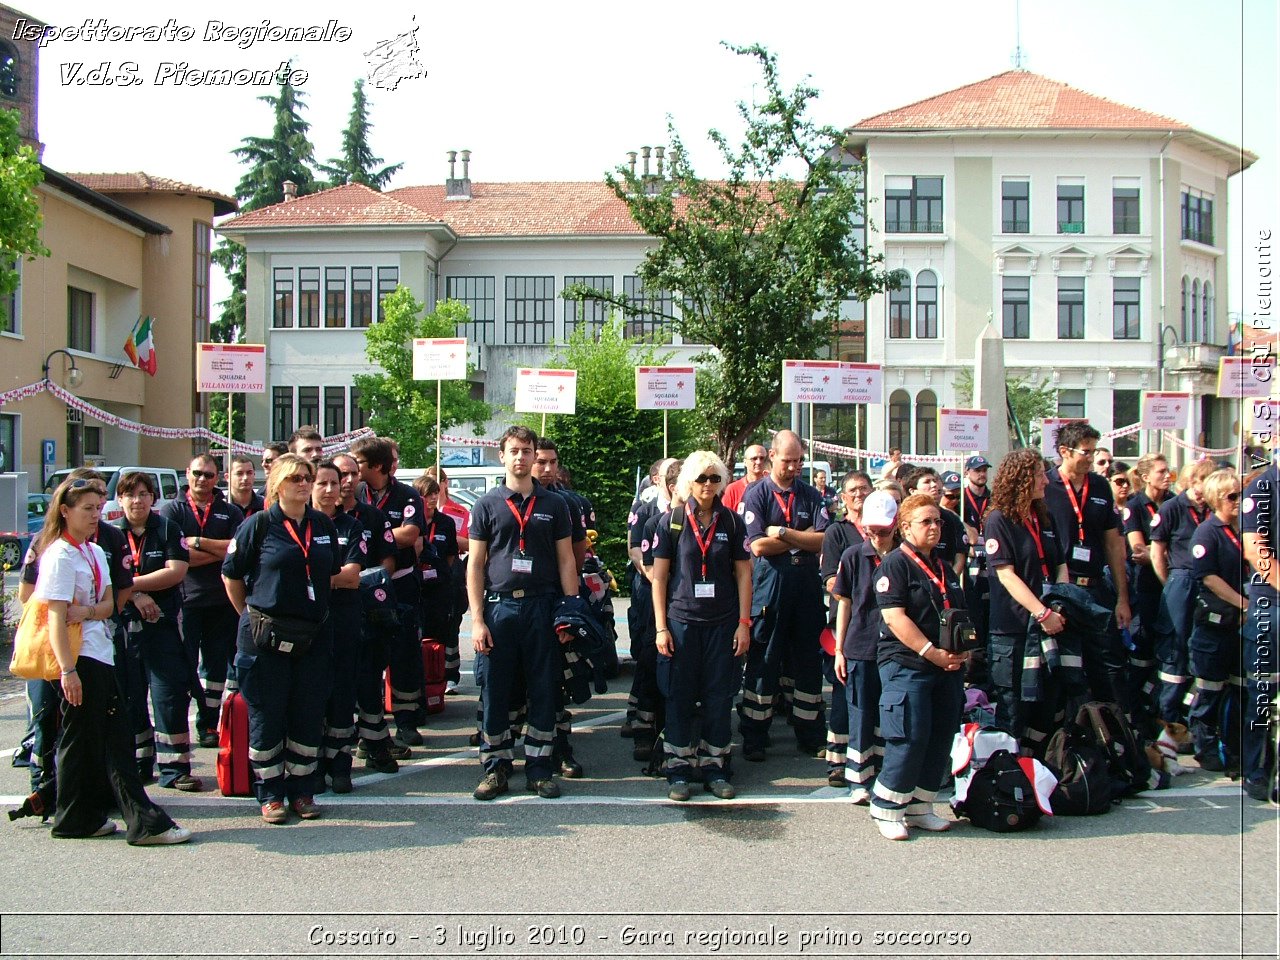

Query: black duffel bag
1193 589 1240 632
247 606 325 657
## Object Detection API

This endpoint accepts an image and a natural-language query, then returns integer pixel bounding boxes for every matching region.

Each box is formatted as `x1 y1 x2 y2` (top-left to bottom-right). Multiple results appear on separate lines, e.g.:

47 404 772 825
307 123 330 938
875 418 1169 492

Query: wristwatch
192 536 202 551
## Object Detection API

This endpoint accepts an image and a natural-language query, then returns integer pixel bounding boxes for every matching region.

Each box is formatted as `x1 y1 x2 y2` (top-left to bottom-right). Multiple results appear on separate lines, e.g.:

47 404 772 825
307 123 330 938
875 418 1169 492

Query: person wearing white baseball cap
831 491 900 804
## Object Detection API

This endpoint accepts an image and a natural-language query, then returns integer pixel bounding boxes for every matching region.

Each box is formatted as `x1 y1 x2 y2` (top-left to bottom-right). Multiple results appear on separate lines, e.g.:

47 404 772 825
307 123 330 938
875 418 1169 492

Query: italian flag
124 315 157 376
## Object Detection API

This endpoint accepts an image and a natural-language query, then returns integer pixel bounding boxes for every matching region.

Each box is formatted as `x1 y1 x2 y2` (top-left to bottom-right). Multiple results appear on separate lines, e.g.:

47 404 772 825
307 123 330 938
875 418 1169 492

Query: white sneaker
906 811 953 832
90 819 118 837
849 787 871 805
445 680 459 695
874 818 909 841
132 825 193 846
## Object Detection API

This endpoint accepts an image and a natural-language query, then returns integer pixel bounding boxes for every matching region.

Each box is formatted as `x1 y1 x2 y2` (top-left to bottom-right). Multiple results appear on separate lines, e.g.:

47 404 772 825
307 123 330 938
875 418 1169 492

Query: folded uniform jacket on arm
1021 583 1109 703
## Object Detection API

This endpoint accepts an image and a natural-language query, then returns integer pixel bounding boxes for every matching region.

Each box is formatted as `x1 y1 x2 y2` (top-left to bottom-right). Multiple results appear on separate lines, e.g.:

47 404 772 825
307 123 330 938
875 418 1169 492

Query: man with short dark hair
259 442 288 495
468 426 578 800
289 427 325 463
228 455 265 518
160 454 244 747
351 436 428 747
1046 421 1132 715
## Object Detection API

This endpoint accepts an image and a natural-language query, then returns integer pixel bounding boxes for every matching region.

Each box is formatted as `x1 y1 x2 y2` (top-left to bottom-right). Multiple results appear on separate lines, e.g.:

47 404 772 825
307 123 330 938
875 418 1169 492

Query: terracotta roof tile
223 182 442 228
67 171 239 214
849 70 1190 132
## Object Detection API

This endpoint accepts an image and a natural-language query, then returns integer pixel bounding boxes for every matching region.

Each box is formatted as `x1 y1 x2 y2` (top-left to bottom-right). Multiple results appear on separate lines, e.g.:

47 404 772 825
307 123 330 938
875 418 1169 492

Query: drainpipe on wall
1156 132 1173 459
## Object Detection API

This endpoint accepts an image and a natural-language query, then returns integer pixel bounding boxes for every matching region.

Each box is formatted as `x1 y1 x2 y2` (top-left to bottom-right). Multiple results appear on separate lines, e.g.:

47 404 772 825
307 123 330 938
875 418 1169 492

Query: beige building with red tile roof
842 69 1255 460
219 170 707 446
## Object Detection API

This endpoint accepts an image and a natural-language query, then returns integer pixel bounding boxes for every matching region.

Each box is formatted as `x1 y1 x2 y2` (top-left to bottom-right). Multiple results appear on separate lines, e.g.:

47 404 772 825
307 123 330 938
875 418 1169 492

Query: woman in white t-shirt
31 476 191 846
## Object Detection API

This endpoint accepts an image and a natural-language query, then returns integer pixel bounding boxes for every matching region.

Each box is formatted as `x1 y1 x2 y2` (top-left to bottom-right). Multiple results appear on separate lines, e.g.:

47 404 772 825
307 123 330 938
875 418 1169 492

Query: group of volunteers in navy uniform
10 416 1277 842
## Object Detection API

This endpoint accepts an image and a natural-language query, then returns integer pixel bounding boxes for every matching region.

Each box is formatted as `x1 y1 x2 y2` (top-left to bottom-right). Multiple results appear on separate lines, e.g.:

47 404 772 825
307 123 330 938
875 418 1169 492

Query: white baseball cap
861 491 898 529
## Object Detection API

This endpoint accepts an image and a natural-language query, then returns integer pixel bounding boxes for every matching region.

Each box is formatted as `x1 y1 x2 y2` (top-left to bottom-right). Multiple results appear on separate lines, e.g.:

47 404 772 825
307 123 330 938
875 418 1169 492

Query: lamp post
1156 325 1183 462
41 349 83 389
42 349 84 468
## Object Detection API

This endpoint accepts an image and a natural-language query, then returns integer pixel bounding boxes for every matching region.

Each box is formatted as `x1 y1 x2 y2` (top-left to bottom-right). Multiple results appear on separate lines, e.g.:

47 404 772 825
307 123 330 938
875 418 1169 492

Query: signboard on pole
635 366 696 410
196 343 266 393
1037 417 1075 460
1216 355 1275 399
838 363 884 405
1141 391 1193 431
781 360 841 404
412 338 468 381
939 408 989 451
515 368 577 414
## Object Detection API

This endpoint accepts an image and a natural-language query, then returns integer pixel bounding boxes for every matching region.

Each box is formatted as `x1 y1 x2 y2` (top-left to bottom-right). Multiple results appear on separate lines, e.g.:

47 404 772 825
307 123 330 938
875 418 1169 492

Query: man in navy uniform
350 436 427 748
161 454 244 747
1045 421 1131 709
468 426 579 800
739 429 830 761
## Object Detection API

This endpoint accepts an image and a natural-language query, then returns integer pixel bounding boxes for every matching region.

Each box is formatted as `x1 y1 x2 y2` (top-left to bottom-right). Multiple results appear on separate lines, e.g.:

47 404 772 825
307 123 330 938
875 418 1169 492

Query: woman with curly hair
983 448 1069 748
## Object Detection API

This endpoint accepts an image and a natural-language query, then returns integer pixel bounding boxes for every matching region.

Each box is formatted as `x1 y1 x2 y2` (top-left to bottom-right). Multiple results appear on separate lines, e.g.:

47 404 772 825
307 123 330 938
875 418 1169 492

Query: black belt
487 589 556 601
771 555 819 567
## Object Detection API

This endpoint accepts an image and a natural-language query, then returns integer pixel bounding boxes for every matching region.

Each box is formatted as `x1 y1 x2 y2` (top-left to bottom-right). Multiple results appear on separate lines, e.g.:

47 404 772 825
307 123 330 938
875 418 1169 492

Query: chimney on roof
654 146 665 178
641 146 651 178
626 152 637 177
446 148 472 201
282 180 297 202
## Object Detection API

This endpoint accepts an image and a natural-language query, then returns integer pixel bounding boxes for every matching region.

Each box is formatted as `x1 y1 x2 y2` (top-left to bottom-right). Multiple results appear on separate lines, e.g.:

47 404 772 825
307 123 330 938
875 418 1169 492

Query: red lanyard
850 517 867 541
902 544 951 610
1062 478 1087 544
1025 515 1050 580
772 490 795 525
126 529 145 572
186 492 212 533
1188 503 1208 527
504 496 537 554
425 518 437 547
62 533 101 600
686 509 720 581
364 485 390 511
282 517 313 585
1221 525 1242 553
965 488 988 530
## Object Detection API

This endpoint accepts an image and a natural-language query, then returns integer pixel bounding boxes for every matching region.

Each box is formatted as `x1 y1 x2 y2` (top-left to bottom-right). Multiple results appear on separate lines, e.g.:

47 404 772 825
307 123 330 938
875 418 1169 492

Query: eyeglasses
283 474 313 485
694 474 722 485
1225 492 1240 502
942 490 960 498
912 517 943 527
189 469 216 480
1066 447 1096 458
844 488 872 497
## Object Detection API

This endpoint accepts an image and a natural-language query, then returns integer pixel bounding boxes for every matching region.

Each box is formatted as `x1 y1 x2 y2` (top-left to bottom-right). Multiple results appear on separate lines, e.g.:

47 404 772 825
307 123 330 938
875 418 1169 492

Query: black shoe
1243 778 1273 802
1196 752 1225 772
620 717 637 739
385 741 412 760
633 740 655 762
397 726 423 746
558 756 584 779
526 777 561 799
827 770 849 788
330 773 353 794
137 768 155 785
364 754 399 775
473 769 509 801
800 743 827 759
743 745 766 763
197 732 219 749
468 731 482 747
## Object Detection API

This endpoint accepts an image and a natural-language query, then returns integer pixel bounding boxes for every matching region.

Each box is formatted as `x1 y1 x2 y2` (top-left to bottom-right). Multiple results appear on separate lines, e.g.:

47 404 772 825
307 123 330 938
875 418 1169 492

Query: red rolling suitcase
384 639 448 714
217 692 253 797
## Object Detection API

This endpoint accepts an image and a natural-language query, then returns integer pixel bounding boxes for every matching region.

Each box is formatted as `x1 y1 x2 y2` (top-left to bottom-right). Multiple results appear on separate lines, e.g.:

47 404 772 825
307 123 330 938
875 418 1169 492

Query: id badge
128 619 143 635
694 582 716 599
422 568 439 581
968 564 980 578
306 584 316 602
511 556 533 574
1072 545 1091 562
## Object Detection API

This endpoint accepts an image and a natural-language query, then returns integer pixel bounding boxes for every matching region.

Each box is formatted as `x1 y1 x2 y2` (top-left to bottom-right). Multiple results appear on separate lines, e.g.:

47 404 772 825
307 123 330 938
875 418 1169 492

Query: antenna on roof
1011 0 1028 70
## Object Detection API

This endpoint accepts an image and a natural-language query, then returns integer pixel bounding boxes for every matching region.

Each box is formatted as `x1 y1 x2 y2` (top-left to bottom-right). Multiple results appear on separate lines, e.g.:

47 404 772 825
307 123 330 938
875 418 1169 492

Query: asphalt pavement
0 599 1276 959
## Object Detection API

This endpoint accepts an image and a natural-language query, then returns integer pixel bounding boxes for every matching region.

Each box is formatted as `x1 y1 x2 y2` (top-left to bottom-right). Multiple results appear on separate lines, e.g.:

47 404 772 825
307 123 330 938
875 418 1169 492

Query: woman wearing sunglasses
1187 469 1246 772
650 452 752 801
29 476 190 844
222 455 342 824
871 494 969 840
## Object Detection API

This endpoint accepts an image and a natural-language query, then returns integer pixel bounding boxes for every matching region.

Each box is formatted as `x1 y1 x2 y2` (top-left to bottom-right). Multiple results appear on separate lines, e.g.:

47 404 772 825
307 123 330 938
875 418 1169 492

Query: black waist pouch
247 606 324 657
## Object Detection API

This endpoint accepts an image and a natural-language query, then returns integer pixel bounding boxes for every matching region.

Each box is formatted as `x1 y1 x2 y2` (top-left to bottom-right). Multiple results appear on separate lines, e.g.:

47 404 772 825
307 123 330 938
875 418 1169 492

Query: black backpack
953 749 1045 832
1073 701 1153 797
1043 722 1116 815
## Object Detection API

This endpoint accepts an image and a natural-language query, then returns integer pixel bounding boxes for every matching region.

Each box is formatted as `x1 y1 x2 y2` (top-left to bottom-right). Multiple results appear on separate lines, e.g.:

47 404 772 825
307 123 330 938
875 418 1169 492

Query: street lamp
1157 324 1181 390
42 349 83 389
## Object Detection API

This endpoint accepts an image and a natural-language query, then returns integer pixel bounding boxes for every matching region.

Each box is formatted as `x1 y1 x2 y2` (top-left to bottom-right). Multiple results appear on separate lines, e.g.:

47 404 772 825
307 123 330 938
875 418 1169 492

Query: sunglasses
283 474 313 485
694 474 722 484
67 478 107 493
942 490 960 498
189 469 216 480
1225 492 1240 502
1112 478 1130 487
1095 458 1112 465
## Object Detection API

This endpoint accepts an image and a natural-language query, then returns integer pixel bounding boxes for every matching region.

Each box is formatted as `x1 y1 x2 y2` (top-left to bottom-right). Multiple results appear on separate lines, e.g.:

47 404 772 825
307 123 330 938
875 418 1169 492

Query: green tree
209 70 319 438
353 290 491 464
566 43 898 463
954 369 1058 448
516 318 688 582
317 79 403 189
0 108 49 328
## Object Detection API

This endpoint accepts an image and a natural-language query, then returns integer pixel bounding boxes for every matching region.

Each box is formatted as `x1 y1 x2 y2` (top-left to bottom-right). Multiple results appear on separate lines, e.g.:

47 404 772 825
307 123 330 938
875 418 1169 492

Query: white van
44 466 183 523
397 464 505 497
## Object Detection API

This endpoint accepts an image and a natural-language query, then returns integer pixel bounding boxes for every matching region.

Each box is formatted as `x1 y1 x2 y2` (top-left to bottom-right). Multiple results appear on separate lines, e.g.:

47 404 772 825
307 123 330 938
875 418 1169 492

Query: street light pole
42 349 85 469
41 349 83 389
1157 325 1182 462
